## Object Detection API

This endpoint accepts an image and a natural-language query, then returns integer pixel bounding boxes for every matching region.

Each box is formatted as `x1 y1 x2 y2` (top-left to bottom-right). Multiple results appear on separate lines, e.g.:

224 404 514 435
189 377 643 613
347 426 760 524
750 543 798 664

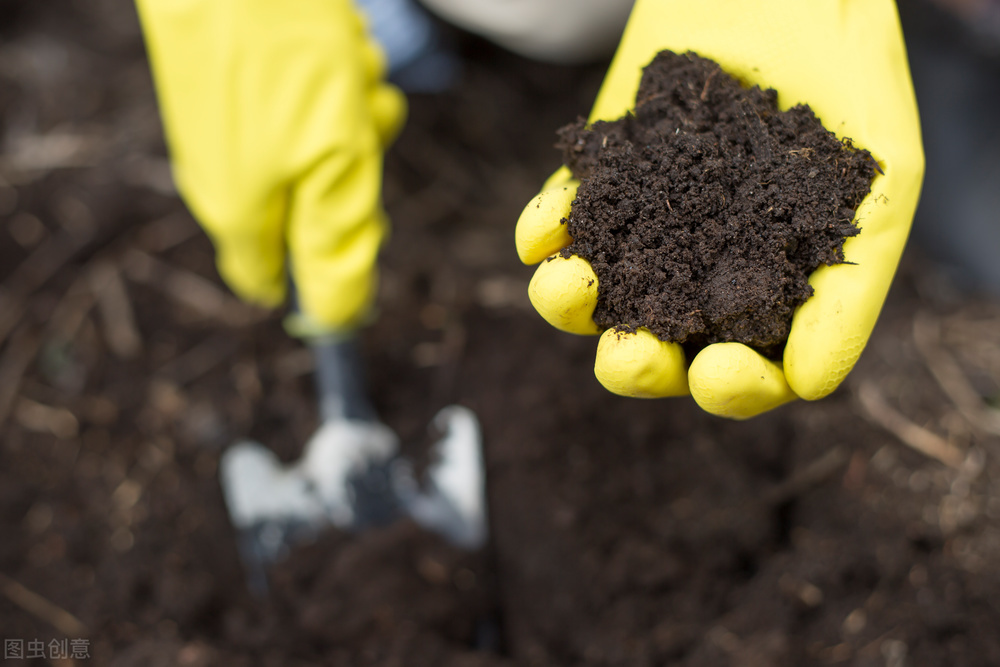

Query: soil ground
3 2 1000 666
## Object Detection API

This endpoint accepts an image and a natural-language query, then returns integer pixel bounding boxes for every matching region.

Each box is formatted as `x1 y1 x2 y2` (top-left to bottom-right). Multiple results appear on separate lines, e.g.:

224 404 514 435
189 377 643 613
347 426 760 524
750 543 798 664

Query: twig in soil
134 212 201 253
15 397 79 439
0 572 88 638
123 249 266 327
116 155 176 196
704 447 850 530
760 446 850 506
700 66 721 102
88 260 142 360
46 275 97 344
0 276 97 430
857 381 965 468
739 98 773 165
0 230 95 347
941 315 1000 380
913 312 1000 438
0 130 103 184
0 324 41 429
154 333 240 386
0 212 203 349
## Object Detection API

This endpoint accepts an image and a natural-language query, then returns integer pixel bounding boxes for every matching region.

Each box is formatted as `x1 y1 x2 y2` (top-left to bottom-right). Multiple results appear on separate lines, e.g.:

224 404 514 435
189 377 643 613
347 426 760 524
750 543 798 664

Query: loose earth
558 50 878 356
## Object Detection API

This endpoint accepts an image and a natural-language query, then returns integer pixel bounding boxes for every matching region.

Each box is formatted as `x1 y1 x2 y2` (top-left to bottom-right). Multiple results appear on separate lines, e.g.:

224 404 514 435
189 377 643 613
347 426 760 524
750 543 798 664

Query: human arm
134 0 406 331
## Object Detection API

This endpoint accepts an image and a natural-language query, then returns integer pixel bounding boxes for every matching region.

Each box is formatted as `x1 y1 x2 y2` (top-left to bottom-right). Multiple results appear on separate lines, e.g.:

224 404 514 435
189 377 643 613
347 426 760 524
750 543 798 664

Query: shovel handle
310 337 378 423
287 281 378 423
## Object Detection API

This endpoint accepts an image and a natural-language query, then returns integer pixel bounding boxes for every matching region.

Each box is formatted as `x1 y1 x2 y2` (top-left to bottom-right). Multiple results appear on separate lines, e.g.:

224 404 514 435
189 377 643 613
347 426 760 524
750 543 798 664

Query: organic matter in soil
558 50 878 356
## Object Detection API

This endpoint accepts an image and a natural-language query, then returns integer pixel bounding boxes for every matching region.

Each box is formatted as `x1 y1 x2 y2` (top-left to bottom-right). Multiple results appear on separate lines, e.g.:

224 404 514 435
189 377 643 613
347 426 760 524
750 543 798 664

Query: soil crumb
558 50 877 356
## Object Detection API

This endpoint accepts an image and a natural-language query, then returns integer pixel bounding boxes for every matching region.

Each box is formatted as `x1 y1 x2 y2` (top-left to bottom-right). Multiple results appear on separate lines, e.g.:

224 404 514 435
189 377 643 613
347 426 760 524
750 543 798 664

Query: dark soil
3 3 1000 666
558 51 877 355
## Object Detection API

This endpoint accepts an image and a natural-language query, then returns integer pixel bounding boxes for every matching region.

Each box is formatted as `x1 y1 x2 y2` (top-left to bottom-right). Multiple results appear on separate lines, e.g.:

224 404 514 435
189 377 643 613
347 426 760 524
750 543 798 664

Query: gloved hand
135 0 406 331
515 0 924 419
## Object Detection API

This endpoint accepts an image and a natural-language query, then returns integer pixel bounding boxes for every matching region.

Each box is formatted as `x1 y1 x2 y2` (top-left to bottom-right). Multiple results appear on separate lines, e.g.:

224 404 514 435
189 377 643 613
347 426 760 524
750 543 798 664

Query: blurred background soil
2 1 1000 665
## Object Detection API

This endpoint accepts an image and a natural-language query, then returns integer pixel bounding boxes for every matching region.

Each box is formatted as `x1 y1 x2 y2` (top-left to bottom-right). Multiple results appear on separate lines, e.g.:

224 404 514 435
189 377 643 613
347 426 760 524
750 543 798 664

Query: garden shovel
219 333 488 594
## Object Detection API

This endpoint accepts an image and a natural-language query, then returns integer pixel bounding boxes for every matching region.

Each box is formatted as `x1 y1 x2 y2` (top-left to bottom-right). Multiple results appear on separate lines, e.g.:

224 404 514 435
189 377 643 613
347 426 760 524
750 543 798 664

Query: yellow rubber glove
135 0 406 331
516 0 924 419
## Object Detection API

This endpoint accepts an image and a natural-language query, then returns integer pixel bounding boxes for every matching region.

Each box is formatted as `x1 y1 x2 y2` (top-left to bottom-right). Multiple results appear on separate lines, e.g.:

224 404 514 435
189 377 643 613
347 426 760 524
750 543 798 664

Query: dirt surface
3 2 1000 666
559 51 876 355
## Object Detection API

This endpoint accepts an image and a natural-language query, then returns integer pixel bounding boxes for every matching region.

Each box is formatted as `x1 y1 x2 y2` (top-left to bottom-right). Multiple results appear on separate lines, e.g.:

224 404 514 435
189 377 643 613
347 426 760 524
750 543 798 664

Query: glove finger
289 144 387 332
541 165 575 190
688 343 797 420
360 38 408 148
208 202 288 310
527 254 602 335
368 84 407 149
594 328 688 398
782 243 876 401
515 181 579 265
785 164 922 401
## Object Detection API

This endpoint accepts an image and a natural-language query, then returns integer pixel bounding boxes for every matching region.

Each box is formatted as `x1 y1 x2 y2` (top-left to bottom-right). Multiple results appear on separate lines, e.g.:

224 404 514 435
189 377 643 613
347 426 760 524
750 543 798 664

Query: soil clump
558 50 877 356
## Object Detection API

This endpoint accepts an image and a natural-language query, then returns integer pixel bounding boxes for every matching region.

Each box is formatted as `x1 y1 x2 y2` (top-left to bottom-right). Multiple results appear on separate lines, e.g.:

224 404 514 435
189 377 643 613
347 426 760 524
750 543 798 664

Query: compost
559 51 877 355
3 2 1000 666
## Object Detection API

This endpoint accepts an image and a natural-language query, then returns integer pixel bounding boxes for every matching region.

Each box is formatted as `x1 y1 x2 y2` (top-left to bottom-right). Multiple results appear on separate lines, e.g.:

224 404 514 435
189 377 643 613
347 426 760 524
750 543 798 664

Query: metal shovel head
219 405 487 593
219 420 400 593
403 405 488 550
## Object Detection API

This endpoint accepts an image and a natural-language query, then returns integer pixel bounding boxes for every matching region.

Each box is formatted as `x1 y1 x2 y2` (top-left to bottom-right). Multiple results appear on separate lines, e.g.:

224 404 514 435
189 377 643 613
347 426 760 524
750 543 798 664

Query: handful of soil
557 51 878 358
